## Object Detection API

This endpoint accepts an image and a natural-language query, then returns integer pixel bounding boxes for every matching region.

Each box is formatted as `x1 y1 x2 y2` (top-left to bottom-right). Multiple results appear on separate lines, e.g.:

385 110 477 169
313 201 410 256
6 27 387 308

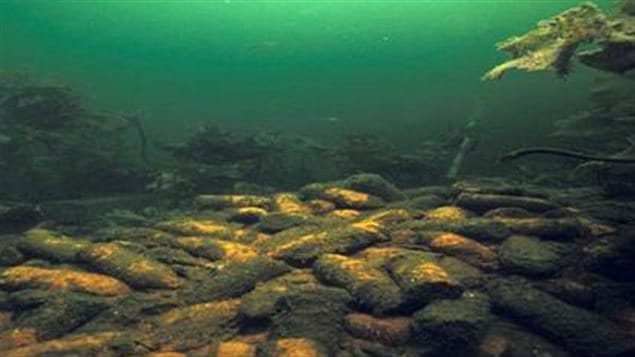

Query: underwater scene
1 0 635 356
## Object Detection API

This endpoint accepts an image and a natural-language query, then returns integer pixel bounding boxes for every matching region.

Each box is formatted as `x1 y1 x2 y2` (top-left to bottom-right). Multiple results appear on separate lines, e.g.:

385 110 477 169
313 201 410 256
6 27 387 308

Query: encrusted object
483 1 635 79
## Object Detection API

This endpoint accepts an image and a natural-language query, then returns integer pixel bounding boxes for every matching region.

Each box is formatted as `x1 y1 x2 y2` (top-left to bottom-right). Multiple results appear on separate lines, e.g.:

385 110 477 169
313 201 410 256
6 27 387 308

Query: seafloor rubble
1 173 634 357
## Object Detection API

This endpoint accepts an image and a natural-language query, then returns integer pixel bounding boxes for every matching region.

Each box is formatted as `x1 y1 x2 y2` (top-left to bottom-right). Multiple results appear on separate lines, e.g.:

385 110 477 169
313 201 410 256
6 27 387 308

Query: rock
272 193 312 214
424 205 474 221
498 235 567 277
456 193 559 213
269 286 352 356
314 254 403 314
155 217 235 238
322 188 384 209
486 278 635 357
258 212 309 233
403 194 446 210
13 293 109 340
0 327 38 351
416 231 498 271
93 227 175 248
17 229 91 263
76 291 178 333
234 228 271 245
266 337 327 357
494 218 584 240
542 207 580 218
534 279 595 308
216 340 257 357
176 255 291 305
306 199 336 214
437 255 487 288
399 218 511 242
20 259 53 268
386 252 463 308
577 217 615 237
226 207 268 224
2 331 122 357
411 293 491 355
79 243 182 289
147 246 211 267
479 319 570 357
7 289 54 310
301 184 386 210
574 198 635 225
340 335 411 357
263 210 408 266
326 209 361 220
146 353 188 357
137 299 241 352
452 179 546 197
0 266 131 296
403 185 452 199
483 207 536 219
193 194 272 210
344 313 411 346
172 236 257 262
477 333 509 357
342 173 406 202
356 246 410 267
240 270 320 320
300 174 404 207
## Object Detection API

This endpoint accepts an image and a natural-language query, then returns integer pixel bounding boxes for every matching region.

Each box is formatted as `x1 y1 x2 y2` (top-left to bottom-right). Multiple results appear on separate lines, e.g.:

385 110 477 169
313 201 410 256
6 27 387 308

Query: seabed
1 174 634 357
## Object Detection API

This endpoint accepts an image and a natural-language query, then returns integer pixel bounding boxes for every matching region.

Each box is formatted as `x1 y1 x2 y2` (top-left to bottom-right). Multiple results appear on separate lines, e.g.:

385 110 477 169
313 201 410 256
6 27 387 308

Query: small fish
613 116 635 123
246 41 280 52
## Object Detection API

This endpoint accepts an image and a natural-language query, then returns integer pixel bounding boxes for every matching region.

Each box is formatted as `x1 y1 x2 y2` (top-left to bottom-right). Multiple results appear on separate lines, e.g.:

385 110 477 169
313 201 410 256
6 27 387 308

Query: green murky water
1 1 612 142
0 0 627 199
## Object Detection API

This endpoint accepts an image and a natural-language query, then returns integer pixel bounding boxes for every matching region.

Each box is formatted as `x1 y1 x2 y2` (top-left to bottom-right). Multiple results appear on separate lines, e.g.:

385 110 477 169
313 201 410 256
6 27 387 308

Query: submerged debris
483 1 635 79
